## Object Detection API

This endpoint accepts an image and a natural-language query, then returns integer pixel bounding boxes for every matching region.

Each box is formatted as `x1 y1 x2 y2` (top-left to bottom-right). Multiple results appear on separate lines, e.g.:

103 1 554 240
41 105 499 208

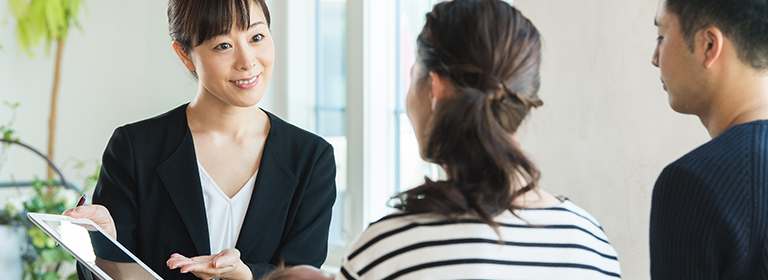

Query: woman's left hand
166 248 253 280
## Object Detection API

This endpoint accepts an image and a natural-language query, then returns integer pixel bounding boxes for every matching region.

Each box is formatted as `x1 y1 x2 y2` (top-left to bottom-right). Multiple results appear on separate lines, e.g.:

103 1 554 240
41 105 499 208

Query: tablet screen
42 219 159 280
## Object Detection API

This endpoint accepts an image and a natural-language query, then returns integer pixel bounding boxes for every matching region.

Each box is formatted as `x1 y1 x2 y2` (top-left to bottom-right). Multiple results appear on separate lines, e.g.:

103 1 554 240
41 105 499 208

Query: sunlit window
394 0 437 194
314 0 348 249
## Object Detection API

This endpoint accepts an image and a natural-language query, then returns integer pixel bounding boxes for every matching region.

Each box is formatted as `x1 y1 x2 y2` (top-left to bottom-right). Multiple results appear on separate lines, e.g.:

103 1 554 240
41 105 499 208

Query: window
276 0 350 267
341 0 439 247
393 0 439 194
312 0 439 268
314 0 348 259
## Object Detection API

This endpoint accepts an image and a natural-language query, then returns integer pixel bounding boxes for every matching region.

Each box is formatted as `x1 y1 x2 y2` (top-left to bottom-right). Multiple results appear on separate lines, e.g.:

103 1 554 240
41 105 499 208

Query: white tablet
27 212 164 280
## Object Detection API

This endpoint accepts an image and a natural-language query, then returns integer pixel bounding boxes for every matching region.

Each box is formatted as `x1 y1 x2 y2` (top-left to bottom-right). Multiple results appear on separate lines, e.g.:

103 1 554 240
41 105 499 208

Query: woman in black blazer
64 0 336 279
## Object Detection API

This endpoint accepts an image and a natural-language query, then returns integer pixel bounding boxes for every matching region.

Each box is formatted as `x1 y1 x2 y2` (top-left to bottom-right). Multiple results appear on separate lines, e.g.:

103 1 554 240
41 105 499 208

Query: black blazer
83 104 336 279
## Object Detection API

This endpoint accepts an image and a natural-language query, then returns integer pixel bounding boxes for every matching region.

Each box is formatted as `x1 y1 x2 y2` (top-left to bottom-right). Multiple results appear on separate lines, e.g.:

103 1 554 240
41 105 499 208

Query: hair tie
447 64 542 109
500 82 543 109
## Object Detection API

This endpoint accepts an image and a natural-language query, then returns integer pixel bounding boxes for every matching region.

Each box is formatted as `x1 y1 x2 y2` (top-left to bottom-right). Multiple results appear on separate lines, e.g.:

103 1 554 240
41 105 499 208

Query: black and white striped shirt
336 198 621 279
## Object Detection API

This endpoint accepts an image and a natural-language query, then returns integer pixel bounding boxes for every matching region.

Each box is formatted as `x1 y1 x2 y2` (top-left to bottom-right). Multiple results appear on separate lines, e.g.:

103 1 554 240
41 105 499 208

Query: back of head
666 0 768 70
394 0 543 228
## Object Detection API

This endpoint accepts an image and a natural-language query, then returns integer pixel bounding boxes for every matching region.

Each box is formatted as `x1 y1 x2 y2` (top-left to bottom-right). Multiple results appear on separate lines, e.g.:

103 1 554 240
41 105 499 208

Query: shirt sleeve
93 126 140 254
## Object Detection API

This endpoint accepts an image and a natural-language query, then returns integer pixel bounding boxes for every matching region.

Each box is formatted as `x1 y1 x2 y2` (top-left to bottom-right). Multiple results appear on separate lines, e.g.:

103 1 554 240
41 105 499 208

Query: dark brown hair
168 0 271 53
257 262 287 280
666 0 768 70
393 0 544 230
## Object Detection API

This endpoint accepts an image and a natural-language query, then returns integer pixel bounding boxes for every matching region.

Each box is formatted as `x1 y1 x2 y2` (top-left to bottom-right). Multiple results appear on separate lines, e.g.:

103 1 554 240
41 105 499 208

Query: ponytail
392 0 543 230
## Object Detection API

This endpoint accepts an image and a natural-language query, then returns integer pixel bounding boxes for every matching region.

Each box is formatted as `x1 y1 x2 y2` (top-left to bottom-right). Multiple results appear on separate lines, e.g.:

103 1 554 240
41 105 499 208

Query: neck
509 168 561 208
701 70 768 138
513 187 562 209
187 90 267 138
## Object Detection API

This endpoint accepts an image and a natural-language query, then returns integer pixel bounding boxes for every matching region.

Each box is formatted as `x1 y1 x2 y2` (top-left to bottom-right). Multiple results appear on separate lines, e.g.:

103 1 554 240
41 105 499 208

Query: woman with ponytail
263 0 621 279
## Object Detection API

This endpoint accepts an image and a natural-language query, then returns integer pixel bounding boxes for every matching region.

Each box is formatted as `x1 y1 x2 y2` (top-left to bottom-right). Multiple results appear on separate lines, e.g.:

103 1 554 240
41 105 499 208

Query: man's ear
429 72 452 110
699 26 724 68
173 41 196 71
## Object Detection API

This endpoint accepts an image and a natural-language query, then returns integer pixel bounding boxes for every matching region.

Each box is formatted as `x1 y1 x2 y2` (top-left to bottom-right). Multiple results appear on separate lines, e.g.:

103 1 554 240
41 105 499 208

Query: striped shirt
336 198 621 280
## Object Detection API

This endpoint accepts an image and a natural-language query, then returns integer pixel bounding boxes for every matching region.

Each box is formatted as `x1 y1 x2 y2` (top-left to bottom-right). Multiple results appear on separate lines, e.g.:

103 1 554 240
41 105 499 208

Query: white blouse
197 161 257 255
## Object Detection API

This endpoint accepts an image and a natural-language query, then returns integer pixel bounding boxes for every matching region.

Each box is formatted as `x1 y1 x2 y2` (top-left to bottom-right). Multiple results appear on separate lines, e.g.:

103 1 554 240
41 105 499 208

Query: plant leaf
43 271 59 280
40 248 69 263
2 101 21 108
45 0 65 39
8 0 29 19
12 0 86 57
16 21 33 57
28 227 47 248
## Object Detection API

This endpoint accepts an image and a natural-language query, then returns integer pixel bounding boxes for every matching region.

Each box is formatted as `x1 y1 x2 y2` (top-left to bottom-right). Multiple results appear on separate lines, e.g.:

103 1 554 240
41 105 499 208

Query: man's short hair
666 0 768 70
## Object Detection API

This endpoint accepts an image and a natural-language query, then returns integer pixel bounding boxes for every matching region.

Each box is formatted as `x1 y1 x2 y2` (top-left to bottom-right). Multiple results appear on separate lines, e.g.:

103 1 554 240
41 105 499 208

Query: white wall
513 1 710 279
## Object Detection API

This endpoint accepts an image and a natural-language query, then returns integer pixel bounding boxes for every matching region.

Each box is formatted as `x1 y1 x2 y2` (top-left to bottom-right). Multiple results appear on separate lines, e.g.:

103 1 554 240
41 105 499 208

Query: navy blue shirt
651 120 768 279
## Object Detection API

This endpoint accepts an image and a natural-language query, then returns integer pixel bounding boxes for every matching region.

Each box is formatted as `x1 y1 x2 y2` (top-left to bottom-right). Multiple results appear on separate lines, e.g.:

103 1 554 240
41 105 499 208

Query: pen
76 193 87 208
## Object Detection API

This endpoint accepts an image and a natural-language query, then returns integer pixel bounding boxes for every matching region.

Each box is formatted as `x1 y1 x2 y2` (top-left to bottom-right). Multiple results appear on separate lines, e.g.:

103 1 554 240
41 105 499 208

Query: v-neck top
197 161 257 255
91 103 337 279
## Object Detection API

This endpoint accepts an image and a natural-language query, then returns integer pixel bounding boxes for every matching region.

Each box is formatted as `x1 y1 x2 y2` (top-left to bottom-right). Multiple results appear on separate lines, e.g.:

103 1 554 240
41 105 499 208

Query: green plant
8 0 85 55
5 178 81 280
1 101 99 280
1 101 21 144
2 169 98 280
8 0 85 178
2 170 98 280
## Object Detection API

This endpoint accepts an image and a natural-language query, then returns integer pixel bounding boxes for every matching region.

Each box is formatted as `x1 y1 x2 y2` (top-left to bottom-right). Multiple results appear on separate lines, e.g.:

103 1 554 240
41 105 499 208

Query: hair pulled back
393 0 544 229
168 0 271 53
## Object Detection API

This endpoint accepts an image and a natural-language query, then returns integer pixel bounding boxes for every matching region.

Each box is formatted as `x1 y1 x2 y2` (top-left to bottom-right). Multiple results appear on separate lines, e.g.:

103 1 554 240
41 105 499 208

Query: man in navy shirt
650 0 768 279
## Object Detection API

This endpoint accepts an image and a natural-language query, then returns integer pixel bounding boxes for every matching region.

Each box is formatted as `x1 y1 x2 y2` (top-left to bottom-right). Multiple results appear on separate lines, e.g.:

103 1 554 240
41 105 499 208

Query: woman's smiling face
181 3 274 108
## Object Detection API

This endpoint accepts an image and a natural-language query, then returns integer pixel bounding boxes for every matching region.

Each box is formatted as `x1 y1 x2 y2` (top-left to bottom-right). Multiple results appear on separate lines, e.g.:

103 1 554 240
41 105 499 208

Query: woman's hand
63 204 117 240
167 248 253 280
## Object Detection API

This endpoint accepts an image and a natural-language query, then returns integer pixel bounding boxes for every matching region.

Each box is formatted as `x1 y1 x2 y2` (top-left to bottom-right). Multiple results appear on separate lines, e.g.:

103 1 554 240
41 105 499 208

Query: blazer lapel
157 129 211 256
236 116 299 258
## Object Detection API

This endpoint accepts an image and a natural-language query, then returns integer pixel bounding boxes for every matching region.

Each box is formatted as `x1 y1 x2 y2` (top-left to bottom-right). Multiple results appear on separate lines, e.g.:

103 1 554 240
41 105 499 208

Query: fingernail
214 261 219 268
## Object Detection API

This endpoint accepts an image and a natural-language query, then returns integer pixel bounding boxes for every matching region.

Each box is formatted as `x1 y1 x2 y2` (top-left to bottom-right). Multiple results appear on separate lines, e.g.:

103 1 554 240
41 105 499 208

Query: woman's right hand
63 204 117 240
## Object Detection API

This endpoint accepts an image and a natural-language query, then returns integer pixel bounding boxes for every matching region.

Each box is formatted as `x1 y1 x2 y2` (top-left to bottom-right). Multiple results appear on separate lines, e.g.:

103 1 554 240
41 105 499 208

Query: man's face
652 0 708 115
